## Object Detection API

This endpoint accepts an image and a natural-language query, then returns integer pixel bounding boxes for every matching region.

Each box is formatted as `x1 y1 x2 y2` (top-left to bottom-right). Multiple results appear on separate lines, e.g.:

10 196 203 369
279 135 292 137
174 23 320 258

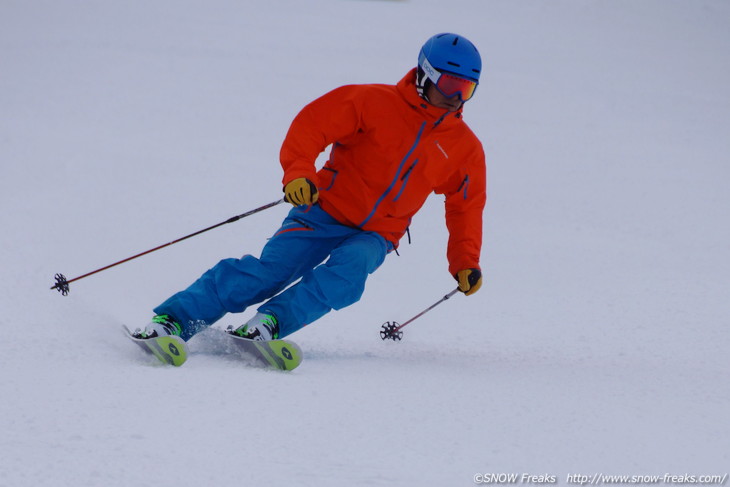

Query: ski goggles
421 56 478 101
433 72 478 101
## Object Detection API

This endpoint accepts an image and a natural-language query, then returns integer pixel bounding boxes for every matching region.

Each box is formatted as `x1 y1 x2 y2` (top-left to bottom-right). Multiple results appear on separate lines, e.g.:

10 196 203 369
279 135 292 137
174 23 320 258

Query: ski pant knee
321 232 388 308
204 256 289 311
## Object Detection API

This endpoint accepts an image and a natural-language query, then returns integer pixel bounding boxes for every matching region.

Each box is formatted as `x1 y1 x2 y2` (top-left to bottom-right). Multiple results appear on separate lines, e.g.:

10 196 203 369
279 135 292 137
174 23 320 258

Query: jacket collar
396 68 464 126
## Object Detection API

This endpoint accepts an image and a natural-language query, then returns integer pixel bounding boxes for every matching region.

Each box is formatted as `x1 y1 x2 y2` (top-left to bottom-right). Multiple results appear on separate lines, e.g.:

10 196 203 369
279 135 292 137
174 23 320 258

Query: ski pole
380 288 459 341
51 198 286 295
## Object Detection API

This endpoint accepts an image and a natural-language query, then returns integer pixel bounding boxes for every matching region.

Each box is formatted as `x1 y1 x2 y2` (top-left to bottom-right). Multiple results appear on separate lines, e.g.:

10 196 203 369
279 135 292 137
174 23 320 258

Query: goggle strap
420 56 442 85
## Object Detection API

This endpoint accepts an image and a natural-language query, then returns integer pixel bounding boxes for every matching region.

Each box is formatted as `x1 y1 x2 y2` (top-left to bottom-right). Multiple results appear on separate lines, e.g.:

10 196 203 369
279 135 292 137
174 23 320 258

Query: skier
133 32 487 343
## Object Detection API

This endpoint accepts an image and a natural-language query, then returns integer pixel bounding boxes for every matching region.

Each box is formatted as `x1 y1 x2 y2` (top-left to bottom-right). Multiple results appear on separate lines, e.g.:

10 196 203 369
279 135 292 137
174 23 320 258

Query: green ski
122 325 188 367
223 331 303 371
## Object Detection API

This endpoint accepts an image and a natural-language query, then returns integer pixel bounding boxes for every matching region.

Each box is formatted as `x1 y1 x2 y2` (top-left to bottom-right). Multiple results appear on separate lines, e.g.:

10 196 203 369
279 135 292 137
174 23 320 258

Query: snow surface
1 1 729 486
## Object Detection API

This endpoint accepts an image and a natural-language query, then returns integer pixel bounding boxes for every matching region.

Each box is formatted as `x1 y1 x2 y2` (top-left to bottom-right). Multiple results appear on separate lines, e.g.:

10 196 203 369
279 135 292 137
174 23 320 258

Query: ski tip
224 331 303 371
266 340 303 371
122 325 189 367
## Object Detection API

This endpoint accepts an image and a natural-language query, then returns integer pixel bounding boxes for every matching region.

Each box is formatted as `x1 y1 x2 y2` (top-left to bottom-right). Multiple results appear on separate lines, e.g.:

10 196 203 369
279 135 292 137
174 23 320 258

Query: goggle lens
435 72 478 101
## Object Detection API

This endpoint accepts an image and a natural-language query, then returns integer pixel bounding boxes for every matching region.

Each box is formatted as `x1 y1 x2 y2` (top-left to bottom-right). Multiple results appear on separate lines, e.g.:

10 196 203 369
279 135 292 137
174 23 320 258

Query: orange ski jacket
280 68 486 275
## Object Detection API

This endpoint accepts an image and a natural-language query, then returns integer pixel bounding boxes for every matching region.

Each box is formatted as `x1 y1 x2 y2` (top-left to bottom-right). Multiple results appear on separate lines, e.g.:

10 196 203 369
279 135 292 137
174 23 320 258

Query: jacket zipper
457 174 470 199
393 159 419 202
358 121 427 227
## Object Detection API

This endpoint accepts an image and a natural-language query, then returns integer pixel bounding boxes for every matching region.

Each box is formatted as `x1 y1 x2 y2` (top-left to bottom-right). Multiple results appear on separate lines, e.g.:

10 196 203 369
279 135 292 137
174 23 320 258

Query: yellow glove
455 268 482 296
284 178 319 206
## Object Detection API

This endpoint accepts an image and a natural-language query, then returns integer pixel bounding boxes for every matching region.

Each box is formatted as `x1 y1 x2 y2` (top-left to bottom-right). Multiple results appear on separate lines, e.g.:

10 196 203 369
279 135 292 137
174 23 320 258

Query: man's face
425 83 463 112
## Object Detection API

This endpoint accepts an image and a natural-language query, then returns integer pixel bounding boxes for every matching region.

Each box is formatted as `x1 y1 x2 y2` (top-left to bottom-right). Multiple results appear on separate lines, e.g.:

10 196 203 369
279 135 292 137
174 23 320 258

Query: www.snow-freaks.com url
565 474 728 485
472 473 728 485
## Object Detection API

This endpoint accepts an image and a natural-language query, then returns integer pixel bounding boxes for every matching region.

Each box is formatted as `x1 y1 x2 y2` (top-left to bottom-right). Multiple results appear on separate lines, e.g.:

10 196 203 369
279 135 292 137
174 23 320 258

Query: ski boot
132 314 182 339
228 312 279 341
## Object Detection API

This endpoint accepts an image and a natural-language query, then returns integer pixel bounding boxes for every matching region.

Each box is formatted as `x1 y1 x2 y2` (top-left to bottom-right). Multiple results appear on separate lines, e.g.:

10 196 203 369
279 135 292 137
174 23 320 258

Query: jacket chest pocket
420 144 454 186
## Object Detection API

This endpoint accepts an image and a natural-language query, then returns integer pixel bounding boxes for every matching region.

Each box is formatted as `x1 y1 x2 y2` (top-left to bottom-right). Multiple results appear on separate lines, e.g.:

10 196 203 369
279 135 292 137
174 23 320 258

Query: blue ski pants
154 204 390 340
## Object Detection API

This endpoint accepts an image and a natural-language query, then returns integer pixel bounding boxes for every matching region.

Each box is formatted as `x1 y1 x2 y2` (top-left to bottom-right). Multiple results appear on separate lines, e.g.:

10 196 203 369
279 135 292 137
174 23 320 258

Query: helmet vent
447 61 461 67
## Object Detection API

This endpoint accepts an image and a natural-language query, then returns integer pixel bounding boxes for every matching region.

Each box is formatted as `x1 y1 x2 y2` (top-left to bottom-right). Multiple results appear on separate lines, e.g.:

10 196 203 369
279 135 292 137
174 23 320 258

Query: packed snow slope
1 1 729 486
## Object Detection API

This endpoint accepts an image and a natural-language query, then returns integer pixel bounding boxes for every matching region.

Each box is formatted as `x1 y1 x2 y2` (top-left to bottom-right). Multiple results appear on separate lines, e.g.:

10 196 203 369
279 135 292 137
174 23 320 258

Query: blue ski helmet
417 33 482 102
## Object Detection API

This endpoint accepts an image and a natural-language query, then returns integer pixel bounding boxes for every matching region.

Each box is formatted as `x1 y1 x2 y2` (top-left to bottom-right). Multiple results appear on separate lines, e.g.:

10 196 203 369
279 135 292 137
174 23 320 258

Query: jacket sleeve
440 143 487 276
279 85 364 187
